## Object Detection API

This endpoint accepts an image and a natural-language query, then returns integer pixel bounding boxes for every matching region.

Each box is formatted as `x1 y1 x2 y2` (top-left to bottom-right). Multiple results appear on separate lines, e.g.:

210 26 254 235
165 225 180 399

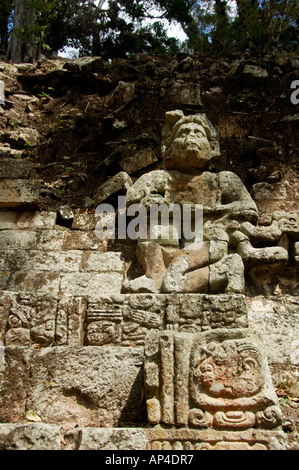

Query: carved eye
200 364 214 374
243 358 258 371
8 315 22 328
179 130 188 137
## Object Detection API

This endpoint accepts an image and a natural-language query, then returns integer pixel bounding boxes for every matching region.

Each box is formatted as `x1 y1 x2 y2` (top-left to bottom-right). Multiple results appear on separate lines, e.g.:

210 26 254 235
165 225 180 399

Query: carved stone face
165 122 212 169
193 341 264 399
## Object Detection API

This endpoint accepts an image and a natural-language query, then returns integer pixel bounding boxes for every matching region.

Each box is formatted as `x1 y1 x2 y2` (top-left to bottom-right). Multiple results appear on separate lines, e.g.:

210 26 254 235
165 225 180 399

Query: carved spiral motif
256 406 282 429
188 408 213 428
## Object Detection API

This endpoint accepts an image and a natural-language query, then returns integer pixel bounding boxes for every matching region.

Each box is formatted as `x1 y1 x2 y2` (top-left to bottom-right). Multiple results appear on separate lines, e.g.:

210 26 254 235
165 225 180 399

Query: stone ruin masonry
0 56 298 450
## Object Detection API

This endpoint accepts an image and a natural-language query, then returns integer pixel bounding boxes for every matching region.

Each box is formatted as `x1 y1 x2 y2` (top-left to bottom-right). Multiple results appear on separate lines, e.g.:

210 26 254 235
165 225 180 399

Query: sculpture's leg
122 241 168 293
210 253 245 294
161 242 210 293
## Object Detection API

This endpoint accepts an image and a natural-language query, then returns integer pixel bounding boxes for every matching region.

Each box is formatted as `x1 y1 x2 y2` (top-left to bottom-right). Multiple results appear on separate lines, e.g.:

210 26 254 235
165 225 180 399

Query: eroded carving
5 293 57 347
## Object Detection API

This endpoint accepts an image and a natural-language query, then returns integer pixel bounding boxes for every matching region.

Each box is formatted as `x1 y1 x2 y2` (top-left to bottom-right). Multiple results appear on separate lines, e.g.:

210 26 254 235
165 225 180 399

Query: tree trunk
9 0 36 63
236 0 259 50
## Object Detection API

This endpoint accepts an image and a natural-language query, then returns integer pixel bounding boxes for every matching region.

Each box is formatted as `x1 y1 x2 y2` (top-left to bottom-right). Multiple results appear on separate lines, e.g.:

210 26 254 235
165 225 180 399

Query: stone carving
238 210 299 268
144 328 282 430
147 428 286 450
123 110 291 294
4 293 57 347
0 292 248 348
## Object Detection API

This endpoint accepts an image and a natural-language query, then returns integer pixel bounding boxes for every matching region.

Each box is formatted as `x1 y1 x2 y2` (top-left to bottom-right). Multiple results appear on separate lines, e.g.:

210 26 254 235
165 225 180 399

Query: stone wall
0 157 297 450
0 54 298 450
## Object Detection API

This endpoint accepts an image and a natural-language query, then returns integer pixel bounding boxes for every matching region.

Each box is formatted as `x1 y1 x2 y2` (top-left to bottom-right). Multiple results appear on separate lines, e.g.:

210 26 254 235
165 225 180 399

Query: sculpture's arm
216 172 258 223
240 221 282 244
126 170 170 207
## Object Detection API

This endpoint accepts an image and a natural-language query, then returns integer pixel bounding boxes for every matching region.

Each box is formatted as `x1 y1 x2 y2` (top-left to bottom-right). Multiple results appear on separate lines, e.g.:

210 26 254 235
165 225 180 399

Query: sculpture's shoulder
134 169 169 181
218 171 251 195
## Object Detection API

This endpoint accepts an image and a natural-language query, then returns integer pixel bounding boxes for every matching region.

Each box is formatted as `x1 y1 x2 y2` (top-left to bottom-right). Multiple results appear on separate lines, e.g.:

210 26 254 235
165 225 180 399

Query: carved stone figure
123 110 289 294
144 329 282 430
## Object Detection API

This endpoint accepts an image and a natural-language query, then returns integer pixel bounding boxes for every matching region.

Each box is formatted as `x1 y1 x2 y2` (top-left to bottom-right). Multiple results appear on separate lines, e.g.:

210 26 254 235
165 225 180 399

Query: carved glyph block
144 328 282 430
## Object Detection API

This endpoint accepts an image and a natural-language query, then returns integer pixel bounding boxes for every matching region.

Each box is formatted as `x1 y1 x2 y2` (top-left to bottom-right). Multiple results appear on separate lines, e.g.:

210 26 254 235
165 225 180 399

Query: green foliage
235 92 248 104
190 0 298 55
4 0 299 61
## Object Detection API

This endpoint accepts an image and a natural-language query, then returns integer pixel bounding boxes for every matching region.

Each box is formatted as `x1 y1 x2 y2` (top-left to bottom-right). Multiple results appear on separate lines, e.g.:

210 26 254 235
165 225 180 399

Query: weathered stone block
17 211 57 230
63 230 107 251
84 294 247 347
0 210 19 229
0 211 56 231
95 172 132 205
167 82 202 107
60 272 123 296
71 213 96 231
0 423 61 450
85 294 165 347
0 180 40 208
8 271 60 295
64 56 104 74
243 64 268 79
81 252 125 272
0 230 37 250
247 296 299 373
64 427 149 451
3 293 57 347
0 159 31 179
0 292 88 348
26 346 145 428
6 128 41 147
56 297 87 346
252 182 287 201
36 229 66 251
1 249 83 273
165 294 248 331
105 81 136 110
0 346 32 422
120 148 158 174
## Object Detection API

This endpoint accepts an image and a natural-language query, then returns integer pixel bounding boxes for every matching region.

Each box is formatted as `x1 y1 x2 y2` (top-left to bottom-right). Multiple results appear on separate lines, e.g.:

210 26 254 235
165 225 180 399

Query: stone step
0 423 286 450
0 179 40 208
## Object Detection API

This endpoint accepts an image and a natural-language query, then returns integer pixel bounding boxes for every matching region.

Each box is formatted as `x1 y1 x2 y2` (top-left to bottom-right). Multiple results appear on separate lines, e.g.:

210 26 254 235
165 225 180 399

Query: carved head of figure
161 110 220 170
192 340 264 399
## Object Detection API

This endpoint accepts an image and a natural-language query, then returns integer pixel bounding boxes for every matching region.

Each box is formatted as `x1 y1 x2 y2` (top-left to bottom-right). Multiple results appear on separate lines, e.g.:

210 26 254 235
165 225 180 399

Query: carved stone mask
192 340 265 399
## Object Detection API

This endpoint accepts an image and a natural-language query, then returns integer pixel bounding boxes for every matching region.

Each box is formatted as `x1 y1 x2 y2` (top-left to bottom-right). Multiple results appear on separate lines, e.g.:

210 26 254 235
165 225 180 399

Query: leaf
26 410 42 422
